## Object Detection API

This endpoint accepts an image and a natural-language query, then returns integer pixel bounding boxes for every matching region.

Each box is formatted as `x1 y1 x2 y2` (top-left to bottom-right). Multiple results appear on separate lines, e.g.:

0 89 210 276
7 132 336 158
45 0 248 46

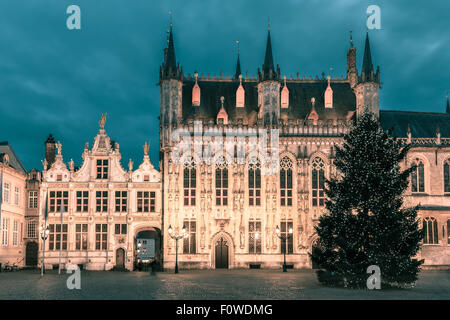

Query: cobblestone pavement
0 269 449 300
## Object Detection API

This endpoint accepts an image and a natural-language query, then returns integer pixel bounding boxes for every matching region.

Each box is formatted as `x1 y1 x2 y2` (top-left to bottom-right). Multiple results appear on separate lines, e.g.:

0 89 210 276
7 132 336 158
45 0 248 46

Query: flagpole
58 203 63 274
41 191 48 277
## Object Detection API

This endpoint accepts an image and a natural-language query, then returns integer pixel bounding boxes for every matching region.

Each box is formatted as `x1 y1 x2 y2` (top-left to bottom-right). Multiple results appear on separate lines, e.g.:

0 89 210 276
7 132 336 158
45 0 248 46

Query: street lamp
276 225 293 272
168 224 188 274
40 225 50 277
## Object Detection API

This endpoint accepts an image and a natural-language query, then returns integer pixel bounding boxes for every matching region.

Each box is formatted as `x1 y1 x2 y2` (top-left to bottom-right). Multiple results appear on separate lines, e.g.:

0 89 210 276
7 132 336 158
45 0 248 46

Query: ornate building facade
159 24 450 270
38 119 161 271
0 142 27 268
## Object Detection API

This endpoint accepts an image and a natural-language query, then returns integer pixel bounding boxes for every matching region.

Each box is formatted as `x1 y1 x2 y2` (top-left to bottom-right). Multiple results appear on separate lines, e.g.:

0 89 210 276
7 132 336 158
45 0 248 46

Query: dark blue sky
0 0 449 171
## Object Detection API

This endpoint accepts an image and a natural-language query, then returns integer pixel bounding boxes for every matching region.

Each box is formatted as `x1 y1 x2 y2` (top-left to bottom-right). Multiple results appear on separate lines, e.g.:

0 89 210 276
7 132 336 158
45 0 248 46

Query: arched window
411 158 425 193
280 157 293 206
183 158 196 206
423 217 438 244
248 157 261 206
444 159 450 193
215 158 228 206
311 157 325 207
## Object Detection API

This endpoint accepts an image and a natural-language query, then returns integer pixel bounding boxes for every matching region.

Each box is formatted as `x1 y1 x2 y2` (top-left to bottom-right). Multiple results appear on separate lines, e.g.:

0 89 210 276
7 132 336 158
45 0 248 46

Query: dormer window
324 76 333 108
96 159 109 179
57 174 62 181
236 75 245 108
144 175 149 182
216 96 228 125
192 72 201 106
281 76 289 108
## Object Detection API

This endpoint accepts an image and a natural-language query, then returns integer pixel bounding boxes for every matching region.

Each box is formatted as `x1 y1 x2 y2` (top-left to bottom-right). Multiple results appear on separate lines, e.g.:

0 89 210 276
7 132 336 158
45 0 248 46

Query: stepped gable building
39 116 162 271
159 22 449 270
0 142 27 268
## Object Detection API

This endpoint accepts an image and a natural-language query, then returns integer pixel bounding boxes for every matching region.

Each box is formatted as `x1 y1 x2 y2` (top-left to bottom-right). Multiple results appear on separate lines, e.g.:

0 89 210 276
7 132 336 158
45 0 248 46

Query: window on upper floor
215 160 228 206
76 191 89 212
28 191 38 209
49 191 68 212
447 220 450 244
3 182 10 203
96 159 109 179
423 217 438 244
312 157 325 207
137 191 155 212
14 187 20 206
411 158 425 193
115 191 128 212
280 157 293 207
444 159 450 193
95 191 108 212
183 159 196 206
248 158 261 206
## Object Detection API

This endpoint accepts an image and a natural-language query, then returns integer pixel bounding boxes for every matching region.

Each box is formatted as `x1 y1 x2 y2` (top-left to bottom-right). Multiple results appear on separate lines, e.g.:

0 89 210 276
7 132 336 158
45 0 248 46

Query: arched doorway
25 242 38 267
116 248 125 269
215 237 229 269
135 228 161 271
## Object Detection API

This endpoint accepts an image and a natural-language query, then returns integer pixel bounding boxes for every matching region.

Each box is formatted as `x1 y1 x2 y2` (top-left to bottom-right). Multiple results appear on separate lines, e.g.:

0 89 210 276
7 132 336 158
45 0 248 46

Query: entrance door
215 238 228 269
116 248 125 269
25 242 38 266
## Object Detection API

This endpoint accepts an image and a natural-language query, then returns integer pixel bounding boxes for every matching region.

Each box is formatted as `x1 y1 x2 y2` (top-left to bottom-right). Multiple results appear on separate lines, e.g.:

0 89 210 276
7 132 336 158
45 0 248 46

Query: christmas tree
310 111 424 288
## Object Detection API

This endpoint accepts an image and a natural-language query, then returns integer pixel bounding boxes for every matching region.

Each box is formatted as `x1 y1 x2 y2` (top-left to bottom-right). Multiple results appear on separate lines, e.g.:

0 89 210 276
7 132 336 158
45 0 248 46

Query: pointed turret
258 28 280 81
359 31 380 83
355 31 381 118
234 41 242 80
347 30 358 88
160 22 183 81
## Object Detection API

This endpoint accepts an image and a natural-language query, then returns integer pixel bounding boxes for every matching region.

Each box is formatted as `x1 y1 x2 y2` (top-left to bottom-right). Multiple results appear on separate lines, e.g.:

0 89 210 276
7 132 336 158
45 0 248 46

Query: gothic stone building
159 25 450 270
39 122 161 271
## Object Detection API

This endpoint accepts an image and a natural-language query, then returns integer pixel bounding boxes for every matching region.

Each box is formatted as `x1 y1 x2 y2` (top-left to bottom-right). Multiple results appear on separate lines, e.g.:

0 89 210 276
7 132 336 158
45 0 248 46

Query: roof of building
0 142 27 174
181 79 356 124
380 110 450 138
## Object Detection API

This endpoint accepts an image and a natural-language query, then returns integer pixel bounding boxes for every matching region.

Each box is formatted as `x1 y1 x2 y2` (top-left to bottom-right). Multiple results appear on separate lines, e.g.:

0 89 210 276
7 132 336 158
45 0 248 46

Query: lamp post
40 225 50 277
168 224 188 274
276 225 293 272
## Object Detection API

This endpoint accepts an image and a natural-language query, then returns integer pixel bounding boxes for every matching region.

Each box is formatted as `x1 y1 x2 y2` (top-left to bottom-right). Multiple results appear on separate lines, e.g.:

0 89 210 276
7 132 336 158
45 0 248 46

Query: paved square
0 269 449 300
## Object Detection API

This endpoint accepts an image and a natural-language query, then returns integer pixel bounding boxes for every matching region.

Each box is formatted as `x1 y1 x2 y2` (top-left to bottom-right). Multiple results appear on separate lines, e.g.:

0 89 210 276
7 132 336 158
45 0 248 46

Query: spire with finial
347 29 358 88
258 16 279 81
350 29 354 48
160 11 182 81
234 40 242 79
360 30 380 83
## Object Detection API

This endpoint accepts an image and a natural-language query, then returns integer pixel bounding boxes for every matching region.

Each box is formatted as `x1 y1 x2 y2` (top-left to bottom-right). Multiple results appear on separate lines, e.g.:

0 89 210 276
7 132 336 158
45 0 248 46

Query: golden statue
99 113 107 129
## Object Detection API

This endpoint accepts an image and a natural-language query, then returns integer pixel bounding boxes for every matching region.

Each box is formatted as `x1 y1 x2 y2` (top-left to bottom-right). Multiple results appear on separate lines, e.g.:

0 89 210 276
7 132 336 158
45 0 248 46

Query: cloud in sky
0 0 449 171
